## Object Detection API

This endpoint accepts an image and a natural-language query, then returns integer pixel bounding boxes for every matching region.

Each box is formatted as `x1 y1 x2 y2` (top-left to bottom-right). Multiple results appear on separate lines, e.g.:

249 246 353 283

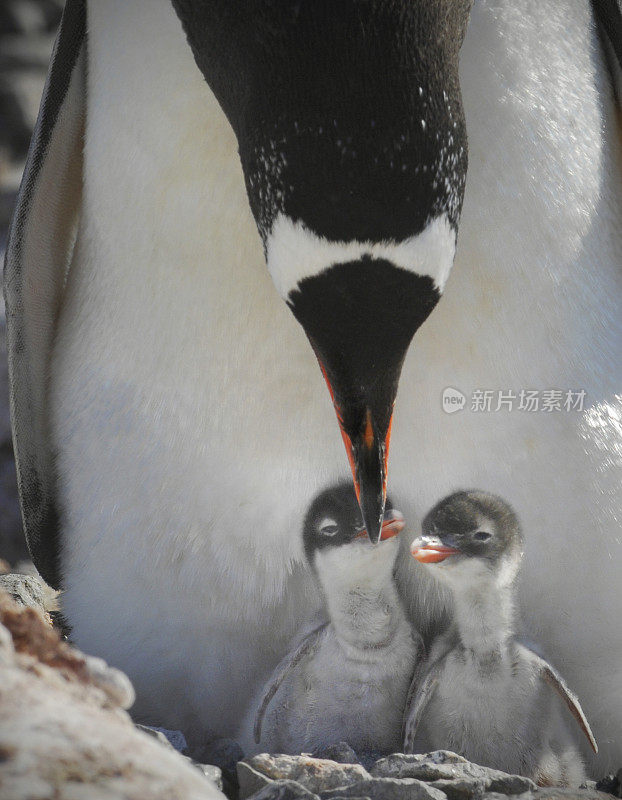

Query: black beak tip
367 524 382 545
360 494 385 545
355 433 387 545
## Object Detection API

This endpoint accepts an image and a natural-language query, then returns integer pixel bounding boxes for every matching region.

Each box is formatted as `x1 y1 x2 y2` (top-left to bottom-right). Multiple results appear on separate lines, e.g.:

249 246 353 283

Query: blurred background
0 0 63 568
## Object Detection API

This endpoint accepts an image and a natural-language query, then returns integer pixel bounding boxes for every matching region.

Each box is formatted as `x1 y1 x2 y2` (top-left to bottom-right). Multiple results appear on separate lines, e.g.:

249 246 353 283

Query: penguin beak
348 411 392 546
379 509 405 540
354 508 405 542
410 535 461 564
317 361 394 544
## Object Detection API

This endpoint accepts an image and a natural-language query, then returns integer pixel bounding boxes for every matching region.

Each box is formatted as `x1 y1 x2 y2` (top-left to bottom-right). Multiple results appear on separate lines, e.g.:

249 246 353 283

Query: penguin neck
328 578 404 655
318 549 404 654
450 572 515 661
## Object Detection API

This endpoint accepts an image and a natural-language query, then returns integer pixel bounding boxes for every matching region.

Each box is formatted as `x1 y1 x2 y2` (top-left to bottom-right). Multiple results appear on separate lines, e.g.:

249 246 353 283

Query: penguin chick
237 482 422 757
404 490 597 787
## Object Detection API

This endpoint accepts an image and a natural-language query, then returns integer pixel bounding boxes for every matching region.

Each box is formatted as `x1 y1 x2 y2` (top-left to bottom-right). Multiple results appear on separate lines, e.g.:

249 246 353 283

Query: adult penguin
4 0 622 771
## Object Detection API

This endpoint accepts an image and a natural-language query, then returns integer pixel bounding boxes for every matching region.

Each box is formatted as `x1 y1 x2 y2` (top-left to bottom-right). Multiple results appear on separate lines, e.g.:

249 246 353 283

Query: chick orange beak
380 509 405 540
410 537 460 563
354 508 405 542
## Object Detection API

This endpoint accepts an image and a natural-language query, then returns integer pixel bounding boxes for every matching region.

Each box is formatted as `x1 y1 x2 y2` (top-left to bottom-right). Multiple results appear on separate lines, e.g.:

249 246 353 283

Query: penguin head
303 481 405 585
411 491 524 587
172 0 472 544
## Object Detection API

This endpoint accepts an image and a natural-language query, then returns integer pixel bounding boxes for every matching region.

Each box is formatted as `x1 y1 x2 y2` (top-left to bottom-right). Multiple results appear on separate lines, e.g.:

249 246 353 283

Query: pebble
238 755 372 800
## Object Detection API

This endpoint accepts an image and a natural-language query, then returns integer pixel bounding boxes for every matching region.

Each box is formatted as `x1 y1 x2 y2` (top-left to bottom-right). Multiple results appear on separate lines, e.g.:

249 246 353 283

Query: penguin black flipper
3 0 86 589
592 0 622 101
518 643 598 755
253 622 328 745
402 652 448 754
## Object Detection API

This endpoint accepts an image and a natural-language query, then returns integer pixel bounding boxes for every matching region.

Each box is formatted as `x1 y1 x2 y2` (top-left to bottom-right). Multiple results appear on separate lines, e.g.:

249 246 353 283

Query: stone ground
2 567 618 800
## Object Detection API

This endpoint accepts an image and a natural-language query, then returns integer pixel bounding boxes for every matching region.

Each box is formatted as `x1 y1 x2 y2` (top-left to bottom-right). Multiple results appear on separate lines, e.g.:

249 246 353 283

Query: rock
198 737 246 797
371 752 536 797
0 590 226 800
237 750 615 800
248 779 320 799
240 754 371 798
136 724 181 750
196 763 225 792
0 566 66 635
238 761 275 799
320 777 446 800
370 751 468 778
596 771 622 798
312 743 362 766
137 724 189 753
136 724 224 789
532 790 614 799
82 652 135 709
355 752 386 772
0 573 47 613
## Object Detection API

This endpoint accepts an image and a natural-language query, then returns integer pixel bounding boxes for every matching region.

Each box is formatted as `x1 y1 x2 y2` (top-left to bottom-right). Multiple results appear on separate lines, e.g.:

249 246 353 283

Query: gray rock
236 749 617 800
197 737 246 798
312 742 362 766
356 751 386 772
372 752 535 797
0 573 46 612
371 752 467 778
596 770 622 798
532 789 616 799
429 778 485 799
248 779 320 800
241 754 371 797
487 774 536 795
238 761 275 799
136 724 223 790
320 777 446 800
0 590 225 800
136 724 179 751
195 763 224 791
137 724 188 753
482 795 533 800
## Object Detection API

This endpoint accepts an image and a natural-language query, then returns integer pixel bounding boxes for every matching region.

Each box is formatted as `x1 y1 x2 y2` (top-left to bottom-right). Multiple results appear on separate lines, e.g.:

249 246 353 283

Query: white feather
409 573 589 786
49 0 622 770
266 213 456 298
237 537 420 756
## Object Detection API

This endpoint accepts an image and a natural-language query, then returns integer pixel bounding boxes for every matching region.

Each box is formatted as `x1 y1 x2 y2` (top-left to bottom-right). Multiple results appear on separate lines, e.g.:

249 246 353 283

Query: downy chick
237 482 422 756
405 490 597 787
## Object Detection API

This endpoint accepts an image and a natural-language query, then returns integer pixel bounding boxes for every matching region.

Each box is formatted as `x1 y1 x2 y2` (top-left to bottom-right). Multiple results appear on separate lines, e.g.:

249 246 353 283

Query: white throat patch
266 213 456 299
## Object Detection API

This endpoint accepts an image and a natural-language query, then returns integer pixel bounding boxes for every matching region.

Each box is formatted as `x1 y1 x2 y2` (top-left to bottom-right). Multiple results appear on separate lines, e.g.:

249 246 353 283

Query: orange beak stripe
411 544 461 564
363 409 374 450
316 357 393 512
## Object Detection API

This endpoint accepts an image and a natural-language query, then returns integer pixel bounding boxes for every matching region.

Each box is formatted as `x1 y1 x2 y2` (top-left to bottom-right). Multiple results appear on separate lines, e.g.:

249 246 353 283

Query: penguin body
237 484 422 757
405 491 597 787
3 0 622 769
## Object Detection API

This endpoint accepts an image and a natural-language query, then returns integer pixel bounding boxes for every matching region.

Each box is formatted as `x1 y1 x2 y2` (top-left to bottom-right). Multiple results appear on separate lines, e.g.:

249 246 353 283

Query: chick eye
474 530 492 541
318 518 339 537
